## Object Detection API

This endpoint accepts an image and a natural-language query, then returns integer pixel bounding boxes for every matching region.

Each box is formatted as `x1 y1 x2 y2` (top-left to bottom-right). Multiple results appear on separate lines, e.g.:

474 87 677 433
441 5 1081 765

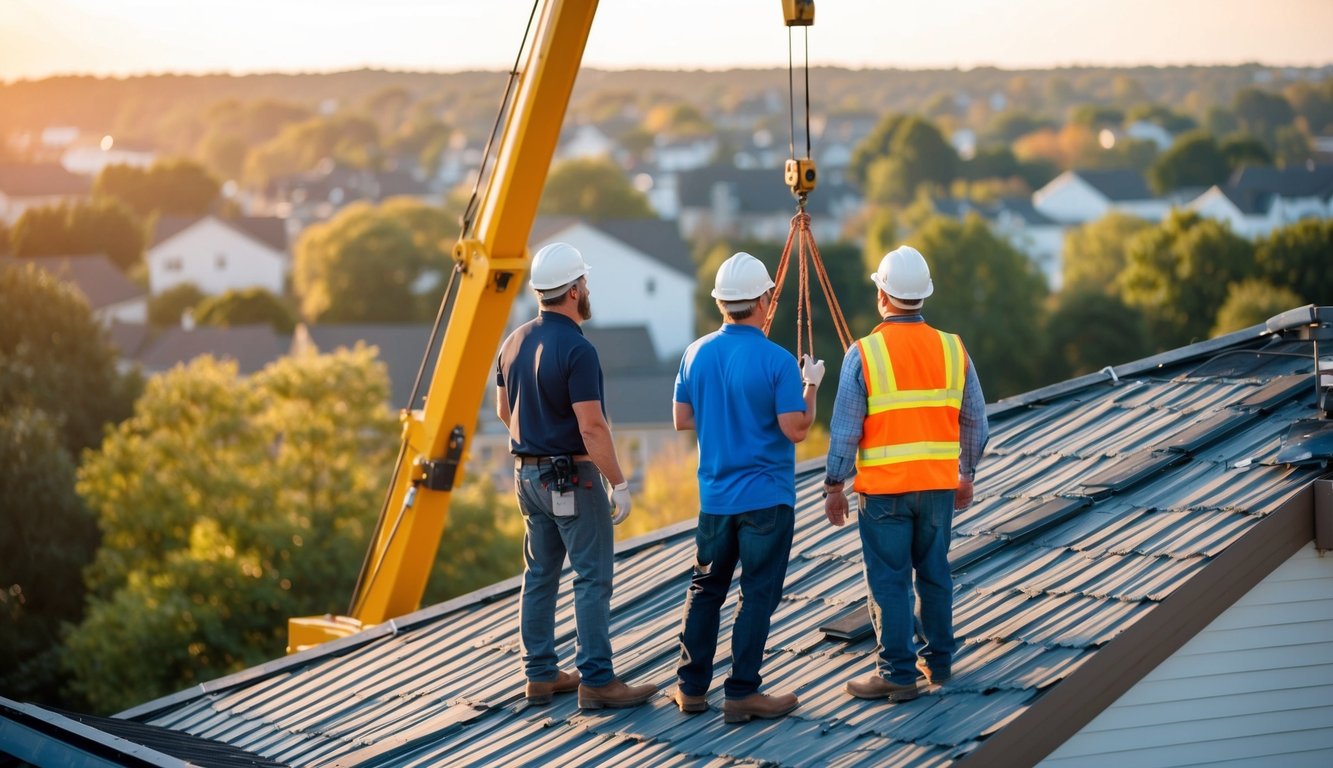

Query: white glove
801 354 826 388
609 481 632 525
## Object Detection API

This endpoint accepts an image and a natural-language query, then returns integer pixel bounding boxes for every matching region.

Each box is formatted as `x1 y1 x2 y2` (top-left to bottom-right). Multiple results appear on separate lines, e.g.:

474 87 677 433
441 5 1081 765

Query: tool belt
514 454 592 493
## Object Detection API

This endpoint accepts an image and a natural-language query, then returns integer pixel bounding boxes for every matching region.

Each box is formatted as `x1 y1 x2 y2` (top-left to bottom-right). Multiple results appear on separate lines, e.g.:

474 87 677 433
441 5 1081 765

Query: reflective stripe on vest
854 323 965 493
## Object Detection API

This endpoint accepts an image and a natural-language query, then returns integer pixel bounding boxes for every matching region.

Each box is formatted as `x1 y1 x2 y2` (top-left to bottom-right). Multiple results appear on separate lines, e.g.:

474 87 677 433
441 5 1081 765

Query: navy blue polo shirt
674 323 806 514
496 311 604 456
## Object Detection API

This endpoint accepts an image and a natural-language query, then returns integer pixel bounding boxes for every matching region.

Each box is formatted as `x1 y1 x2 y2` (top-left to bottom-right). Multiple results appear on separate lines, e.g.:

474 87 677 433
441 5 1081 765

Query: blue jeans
515 460 614 687
858 490 956 685
675 505 795 699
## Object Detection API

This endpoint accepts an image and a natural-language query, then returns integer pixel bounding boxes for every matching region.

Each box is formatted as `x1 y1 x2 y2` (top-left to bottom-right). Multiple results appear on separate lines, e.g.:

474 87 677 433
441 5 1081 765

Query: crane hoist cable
763 0 854 359
347 0 542 618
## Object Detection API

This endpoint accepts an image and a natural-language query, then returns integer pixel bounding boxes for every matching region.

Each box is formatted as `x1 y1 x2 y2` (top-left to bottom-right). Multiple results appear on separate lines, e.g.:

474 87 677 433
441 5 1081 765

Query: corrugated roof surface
117 319 1328 766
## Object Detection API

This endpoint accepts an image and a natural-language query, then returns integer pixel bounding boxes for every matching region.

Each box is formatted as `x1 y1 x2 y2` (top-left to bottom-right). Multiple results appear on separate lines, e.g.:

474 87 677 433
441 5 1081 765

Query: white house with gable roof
513 217 697 360
147 215 289 297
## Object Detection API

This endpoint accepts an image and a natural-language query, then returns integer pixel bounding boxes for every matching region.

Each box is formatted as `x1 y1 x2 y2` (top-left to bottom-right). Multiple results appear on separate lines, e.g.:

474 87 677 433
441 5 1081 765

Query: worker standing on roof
495 242 657 711
823 245 989 703
667 252 824 723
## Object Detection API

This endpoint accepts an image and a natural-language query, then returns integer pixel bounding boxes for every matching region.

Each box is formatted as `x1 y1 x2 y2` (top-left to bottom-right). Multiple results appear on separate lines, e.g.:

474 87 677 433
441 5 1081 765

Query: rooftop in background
152 215 289 253
6 254 142 311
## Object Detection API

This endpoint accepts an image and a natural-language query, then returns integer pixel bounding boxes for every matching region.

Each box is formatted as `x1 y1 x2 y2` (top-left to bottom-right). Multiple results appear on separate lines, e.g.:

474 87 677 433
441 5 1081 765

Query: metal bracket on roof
1099 365 1120 384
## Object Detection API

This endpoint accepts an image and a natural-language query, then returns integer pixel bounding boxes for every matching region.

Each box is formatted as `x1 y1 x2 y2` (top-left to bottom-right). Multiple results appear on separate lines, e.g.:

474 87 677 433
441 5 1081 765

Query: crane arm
288 0 600 652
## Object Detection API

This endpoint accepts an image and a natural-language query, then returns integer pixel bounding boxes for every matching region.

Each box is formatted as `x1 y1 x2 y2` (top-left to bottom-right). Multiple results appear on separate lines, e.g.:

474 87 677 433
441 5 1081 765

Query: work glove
609 481 632 525
801 354 826 388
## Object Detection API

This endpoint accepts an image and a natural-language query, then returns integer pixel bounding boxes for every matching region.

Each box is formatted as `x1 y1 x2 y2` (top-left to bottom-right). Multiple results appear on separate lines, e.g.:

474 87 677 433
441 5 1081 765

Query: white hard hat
530 242 591 290
711 252 775 301
871 246 933 306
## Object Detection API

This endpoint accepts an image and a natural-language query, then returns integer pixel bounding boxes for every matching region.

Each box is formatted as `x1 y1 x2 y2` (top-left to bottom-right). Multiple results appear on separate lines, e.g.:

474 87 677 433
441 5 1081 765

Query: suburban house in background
147 215 289 297
14 254 147 326
0 162 91 224
513 216 698 360
1189 163 1333 238
251 161 439 228
1033 168 1171 224
675 164 860 244
60 136 157 177
133 323 287 377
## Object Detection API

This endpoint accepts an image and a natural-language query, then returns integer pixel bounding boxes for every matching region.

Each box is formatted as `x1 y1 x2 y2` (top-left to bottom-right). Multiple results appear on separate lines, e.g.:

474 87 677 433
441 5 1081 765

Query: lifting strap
762 206 854 360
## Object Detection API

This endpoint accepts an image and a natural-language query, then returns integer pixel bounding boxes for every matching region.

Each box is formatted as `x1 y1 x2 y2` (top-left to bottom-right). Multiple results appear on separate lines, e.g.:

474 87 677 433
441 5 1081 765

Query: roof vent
1271 306 1333 465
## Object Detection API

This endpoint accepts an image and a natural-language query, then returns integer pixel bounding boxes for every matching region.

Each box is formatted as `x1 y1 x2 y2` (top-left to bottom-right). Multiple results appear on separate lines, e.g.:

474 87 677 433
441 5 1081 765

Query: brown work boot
666 686 708 713
915 657 952 686
845 674 919 702
524 669 581 704
577 678 657 709
721 692 799 723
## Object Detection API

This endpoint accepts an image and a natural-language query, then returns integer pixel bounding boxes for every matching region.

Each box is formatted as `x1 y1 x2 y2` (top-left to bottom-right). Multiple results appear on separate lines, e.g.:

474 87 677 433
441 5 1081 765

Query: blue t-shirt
496 312 604 456
674 323 807 514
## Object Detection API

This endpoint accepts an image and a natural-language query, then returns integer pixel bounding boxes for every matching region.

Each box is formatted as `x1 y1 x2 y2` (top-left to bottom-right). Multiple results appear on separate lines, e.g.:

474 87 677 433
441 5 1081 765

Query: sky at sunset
2 0 1330 82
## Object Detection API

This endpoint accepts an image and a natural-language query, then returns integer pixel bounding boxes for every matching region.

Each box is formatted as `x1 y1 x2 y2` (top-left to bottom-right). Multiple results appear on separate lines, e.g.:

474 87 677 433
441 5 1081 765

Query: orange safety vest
853 321 966 494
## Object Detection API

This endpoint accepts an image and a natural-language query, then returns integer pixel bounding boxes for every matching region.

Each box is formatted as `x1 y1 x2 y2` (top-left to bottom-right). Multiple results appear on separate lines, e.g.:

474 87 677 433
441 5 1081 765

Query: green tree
1042 289 1152 380
1070 105 1125 128
244 115 381 188
1219 133 1273 171
911 215 1050 397
848 113 909 190
1285 78 1333 135
864 116 959 204
93 158 221 218
1256 219 1333 304
1233 87 1295 148
0 262 137 455
148 282 207 328
538 157 655 219
1126 104 1197 133
1147 130 1229 194
1211 279 1304 336
1120 211 1256 349
1274 126 1313 168
1061 212 1154 294
10 199 146 272
67 350 397 713
0 408 100 708
985 111 1055 144
195 288 297 333
294 201 444 323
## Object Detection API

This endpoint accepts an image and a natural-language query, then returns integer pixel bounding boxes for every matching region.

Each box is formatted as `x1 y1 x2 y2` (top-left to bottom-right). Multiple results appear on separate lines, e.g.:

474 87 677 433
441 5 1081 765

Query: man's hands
610 481 632 525
954 477 974 511
823 483 849 526
801 354 826 388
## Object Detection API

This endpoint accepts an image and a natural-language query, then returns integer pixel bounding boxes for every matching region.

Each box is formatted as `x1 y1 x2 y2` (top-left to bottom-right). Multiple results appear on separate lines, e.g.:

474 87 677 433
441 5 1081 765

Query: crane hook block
782 0 815 26
786 157 818 195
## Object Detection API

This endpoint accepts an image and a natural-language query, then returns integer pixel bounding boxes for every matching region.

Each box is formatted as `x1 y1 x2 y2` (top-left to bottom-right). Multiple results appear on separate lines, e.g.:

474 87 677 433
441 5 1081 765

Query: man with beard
496 242 656 710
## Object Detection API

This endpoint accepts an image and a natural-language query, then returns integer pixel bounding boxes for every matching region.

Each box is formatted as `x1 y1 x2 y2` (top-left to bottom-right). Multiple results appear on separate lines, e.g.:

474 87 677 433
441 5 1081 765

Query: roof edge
0 697 189 768
988 320 1275 417
954 478 1319 768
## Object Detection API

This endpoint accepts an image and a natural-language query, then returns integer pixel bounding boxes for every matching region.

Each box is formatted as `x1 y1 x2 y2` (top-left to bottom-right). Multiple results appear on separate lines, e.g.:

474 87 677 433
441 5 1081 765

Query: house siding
1040 542 1333 768
515 222 696 359
1033 173 1110 223
148 218 287 297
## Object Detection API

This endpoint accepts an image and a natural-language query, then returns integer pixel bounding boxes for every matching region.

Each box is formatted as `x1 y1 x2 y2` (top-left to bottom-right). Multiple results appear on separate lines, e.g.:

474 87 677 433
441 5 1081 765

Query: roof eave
955 478 1322 768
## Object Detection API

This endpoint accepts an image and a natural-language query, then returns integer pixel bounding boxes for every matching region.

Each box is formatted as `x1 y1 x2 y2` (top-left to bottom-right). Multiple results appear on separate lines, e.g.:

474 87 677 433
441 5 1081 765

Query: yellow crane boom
288 0 600 652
